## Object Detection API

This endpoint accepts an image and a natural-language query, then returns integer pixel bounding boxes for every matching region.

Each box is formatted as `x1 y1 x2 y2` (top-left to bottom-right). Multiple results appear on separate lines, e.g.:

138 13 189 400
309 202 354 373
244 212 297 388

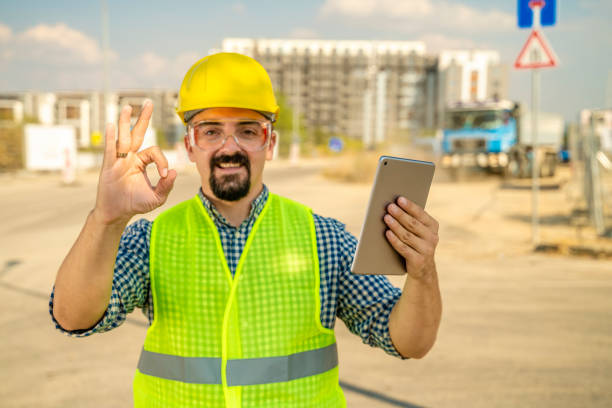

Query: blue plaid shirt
49 186 403 357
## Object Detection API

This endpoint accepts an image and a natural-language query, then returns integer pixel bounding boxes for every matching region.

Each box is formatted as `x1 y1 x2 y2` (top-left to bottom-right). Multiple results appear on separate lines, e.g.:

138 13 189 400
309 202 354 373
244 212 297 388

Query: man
50 53 441 407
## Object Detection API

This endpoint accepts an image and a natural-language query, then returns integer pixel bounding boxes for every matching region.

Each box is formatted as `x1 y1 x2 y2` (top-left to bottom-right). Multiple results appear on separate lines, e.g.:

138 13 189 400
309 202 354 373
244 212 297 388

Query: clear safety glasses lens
188 119 271 152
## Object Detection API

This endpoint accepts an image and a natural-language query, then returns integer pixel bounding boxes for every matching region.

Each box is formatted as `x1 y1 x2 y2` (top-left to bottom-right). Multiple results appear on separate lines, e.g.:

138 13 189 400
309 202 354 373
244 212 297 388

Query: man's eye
239 127 260 136
200 128 221 137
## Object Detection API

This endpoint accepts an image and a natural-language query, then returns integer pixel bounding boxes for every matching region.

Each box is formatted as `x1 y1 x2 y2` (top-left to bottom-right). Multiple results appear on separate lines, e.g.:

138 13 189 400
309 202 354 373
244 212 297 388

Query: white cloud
18 23 106 64
289 27 319 39
578 0 612 12
419 34 479 53
123 51 202 88
0 23 13 61
320 0 432 18
0 49 14 61
232 2 246 14
0 20 201 90
0 23 12 42
133 52 168 78
319 0 513 33
172 51 201 77
442 3 513 32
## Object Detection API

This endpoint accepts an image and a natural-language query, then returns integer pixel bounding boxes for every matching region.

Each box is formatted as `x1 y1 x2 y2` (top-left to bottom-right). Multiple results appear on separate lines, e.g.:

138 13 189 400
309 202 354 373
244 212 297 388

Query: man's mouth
217 162 243 169
211 153 250 175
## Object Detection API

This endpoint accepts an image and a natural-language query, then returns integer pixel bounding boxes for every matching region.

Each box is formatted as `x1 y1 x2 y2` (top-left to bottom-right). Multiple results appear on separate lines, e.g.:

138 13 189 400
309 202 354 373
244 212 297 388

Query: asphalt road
1 158 611 407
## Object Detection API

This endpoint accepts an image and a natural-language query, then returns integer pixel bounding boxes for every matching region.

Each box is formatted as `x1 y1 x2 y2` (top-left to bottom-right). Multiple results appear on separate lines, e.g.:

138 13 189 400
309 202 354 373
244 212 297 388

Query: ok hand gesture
93 100 177 225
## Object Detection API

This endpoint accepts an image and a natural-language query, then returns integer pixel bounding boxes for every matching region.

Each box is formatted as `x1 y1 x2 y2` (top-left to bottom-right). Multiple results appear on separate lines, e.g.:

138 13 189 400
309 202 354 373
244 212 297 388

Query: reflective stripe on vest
137 343 338 386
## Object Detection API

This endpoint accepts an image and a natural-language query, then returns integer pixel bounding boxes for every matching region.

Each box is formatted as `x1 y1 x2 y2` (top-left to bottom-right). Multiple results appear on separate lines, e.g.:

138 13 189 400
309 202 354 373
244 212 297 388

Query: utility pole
101 0 111 128
363 52 377 149
531 4 541 246
606 70 612 108
290 66 301 164
374 70 387 145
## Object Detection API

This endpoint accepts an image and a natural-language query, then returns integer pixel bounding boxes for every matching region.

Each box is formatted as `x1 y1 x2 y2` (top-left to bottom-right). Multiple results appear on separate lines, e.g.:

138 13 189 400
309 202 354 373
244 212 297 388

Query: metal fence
570 109 612 237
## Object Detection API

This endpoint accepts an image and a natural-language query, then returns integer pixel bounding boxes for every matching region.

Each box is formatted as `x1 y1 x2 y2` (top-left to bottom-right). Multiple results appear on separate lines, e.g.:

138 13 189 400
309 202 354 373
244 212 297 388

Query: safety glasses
187 118 272 152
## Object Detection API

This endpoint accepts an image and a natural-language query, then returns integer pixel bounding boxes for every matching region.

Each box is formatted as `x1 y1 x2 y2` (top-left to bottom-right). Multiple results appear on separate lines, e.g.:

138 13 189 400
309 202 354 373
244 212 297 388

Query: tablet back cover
351 156 435 275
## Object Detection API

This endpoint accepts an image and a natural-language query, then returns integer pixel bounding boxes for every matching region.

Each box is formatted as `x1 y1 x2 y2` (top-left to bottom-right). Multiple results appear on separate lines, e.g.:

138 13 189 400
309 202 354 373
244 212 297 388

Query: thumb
154 169 177 202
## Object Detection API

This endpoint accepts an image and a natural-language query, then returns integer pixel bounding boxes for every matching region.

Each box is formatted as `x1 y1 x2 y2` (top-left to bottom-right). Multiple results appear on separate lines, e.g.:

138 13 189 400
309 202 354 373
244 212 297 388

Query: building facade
0 90 183 149
437 50 508 125
222 38 438 146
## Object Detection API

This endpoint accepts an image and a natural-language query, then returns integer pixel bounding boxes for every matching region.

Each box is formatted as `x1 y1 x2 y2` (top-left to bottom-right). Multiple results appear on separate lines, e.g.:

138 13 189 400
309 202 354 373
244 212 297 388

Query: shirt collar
198 185 269 228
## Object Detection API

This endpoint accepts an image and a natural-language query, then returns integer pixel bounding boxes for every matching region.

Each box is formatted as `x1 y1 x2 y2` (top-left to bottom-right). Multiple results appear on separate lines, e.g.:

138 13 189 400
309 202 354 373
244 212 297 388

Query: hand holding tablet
351 156 438 276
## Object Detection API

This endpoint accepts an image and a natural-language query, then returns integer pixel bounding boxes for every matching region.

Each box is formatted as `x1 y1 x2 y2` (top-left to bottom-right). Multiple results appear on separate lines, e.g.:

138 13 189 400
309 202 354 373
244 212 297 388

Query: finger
102 123 116 169
154 169 177 201
384 214 429 254
387 203 431 239
117 105 133 155
395 197 440 234
130 99 153 152
137 146 169 178
385 229 424 268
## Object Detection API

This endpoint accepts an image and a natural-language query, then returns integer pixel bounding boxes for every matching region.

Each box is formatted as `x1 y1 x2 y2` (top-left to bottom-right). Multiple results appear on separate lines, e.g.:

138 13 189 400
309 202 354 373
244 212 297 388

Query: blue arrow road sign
518 0 556 28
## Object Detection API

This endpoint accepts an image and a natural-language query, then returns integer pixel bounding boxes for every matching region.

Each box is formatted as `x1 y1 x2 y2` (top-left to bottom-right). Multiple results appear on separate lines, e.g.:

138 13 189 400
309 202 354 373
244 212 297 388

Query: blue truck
440 100 563 178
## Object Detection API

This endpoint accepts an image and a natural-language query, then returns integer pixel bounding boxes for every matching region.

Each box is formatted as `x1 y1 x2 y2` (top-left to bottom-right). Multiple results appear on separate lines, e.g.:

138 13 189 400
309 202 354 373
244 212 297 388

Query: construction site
1 13 611 407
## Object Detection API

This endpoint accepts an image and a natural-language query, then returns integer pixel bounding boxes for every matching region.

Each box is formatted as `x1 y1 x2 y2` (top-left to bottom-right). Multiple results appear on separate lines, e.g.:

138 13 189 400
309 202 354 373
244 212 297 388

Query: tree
274 93 306 158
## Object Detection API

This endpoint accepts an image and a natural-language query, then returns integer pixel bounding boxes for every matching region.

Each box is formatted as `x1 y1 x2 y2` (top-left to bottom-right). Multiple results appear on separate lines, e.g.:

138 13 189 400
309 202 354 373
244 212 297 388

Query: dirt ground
0 156 611 407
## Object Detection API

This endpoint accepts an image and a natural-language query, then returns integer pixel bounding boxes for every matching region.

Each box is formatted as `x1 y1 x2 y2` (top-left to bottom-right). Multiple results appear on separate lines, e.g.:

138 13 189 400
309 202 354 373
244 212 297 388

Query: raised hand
93 100 177 225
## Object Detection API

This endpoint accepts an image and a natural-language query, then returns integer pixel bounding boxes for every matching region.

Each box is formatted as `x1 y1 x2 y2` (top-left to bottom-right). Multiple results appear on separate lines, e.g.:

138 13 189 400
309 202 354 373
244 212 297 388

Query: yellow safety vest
133 193 346 407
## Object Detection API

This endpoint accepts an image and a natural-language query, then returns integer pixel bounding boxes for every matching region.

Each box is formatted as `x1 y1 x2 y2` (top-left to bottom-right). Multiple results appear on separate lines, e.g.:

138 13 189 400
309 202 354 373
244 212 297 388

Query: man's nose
218 133 243 153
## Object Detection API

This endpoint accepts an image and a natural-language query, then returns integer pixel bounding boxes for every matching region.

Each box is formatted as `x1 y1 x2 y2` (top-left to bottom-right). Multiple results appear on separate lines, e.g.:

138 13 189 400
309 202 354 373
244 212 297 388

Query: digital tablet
351 156 435 275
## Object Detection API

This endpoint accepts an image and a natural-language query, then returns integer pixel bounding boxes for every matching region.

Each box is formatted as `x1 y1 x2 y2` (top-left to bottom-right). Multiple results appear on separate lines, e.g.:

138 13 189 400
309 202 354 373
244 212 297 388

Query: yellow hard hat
176 52 279 124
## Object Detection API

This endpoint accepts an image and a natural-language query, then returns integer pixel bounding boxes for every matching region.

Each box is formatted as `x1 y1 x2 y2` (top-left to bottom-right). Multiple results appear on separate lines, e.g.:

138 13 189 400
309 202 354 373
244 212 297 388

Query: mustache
210 153 250 169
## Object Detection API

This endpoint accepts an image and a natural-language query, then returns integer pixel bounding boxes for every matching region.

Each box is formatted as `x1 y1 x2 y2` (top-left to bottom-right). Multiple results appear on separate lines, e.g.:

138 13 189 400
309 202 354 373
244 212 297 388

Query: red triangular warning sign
514 30 558 69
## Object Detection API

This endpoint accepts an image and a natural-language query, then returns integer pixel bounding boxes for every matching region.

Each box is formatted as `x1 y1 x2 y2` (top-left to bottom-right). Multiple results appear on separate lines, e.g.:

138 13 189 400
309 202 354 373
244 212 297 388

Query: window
470 71 479 100
65 105 80 120
0 107 14 121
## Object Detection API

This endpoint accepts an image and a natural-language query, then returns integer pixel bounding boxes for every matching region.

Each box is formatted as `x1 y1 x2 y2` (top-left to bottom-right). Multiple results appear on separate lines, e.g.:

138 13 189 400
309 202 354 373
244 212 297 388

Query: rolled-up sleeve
49 218 152 337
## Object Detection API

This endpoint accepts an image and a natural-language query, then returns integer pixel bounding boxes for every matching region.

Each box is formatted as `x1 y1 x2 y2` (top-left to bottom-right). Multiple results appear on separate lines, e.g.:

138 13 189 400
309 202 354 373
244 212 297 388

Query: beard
209 152 251 201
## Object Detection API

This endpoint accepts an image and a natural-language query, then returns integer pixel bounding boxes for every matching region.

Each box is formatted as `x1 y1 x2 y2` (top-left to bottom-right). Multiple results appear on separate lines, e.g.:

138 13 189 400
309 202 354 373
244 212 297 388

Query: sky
0 0 610 122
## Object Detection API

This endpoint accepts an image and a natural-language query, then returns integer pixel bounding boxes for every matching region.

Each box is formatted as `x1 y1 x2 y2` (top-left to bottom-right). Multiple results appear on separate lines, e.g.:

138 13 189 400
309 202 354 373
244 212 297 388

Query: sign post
531 18 541 248
514 0 558 247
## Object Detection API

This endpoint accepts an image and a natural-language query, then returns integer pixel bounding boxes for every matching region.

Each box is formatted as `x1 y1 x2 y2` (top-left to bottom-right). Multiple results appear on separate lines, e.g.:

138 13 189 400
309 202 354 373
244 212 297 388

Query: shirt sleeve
313 214 405 359
49 218 152 337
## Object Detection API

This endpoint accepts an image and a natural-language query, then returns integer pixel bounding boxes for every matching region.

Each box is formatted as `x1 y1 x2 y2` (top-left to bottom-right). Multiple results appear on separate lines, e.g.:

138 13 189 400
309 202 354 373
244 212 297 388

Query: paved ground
0 157 611 407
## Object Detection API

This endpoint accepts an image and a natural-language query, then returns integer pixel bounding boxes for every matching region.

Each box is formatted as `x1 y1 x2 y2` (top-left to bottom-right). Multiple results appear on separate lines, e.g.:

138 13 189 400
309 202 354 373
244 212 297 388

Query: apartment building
222 38 437 146
0 90 183 148
0 95 24 126
437 50 508 112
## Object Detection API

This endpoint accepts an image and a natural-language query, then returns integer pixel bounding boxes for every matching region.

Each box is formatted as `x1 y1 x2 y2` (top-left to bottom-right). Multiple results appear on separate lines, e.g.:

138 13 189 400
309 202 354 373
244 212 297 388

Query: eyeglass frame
186 118 274 152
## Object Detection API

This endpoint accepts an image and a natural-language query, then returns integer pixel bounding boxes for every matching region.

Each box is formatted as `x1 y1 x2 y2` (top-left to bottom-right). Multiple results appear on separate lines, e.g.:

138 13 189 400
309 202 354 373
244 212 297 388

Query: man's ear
266 130 278 161
184 134 196 162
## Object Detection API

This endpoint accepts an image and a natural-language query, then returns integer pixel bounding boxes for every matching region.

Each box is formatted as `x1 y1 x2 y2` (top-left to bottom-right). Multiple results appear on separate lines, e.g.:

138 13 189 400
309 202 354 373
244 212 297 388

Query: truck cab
441 100 519 171
441 100 563 178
